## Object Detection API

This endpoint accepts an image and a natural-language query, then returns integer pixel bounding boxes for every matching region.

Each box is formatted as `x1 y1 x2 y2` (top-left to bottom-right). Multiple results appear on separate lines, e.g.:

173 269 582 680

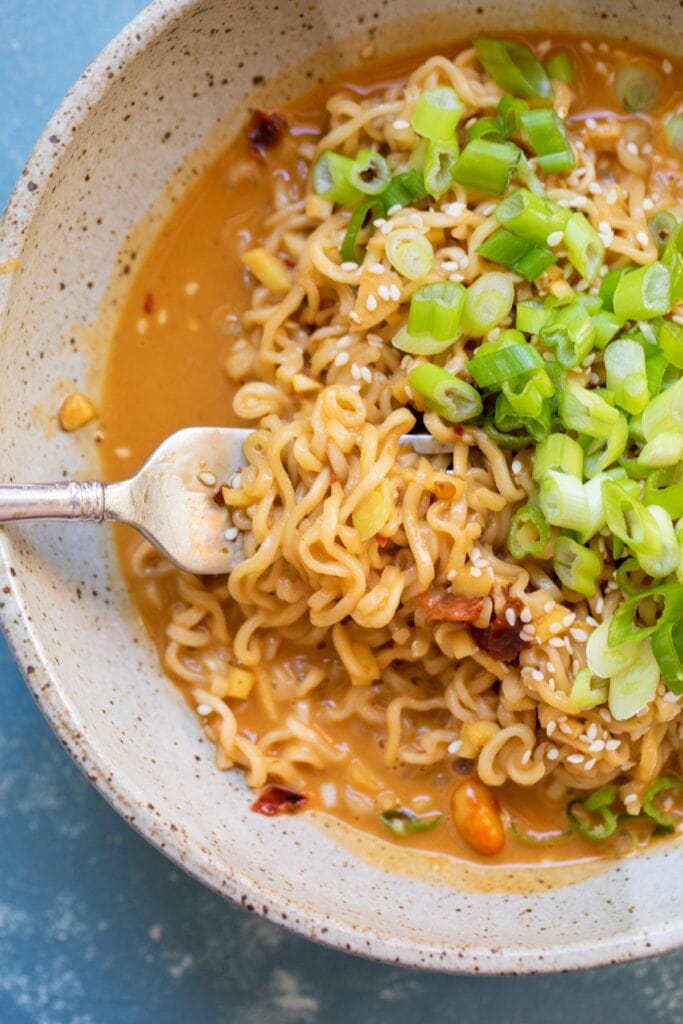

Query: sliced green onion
411 87 465 140
563 211 605 282
380 169 429 210
452 139 521 195
507 505 549 560
599 264 634 312
424 139 459 197
511 822 573 847
502 368 553 416
495 189 570 247
558 381 620 438
587 618 642 678
603 481 679 578
583 413 629 477
540 302 596 367
515 153 546 196
461 272 515 337
554 537 601 597
379 807 442 836
407 363 482 423
340 196 382 263
312 151 363 205
498 95 529 136
642 777 683 828
568 788 618 841
608 640 660 720
545 50 575 85
652 623 683 695
604 338 649 414
608 584 683 647
662 223 683 304
392 325 455 356
613 261 671 321
638 431 683 468
648 211 678 256
473 37 552 99
477 229 555 281
408 281 466 341
532 433 583 481
349 149 391 196
590 310 621 349
539 469 589 530
482 417 535 449
569 667 608 711
615 556 650 596
642 377 683 440
352 479 393 541
467 337 542 387
516 301 551 335
385 228 433 281
656 317 683 369
467 116 506 142
520 107 575 173
494 392 551 441
614 62 660 113
643 480 683 519
665 115 683 154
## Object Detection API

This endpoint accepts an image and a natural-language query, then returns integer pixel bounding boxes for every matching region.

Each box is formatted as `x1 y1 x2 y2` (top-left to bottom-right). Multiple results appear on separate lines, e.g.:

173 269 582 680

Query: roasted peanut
58 392 96 432
451 779 505 856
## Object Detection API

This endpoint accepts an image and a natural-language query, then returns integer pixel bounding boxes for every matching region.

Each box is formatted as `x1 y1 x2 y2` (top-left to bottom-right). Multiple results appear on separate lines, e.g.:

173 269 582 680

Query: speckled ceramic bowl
1 0 683 975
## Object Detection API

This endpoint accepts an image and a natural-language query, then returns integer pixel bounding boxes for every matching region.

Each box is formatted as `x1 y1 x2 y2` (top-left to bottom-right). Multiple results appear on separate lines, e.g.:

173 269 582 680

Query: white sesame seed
563 613 576 628
449 273 464 283
365 294 378 312
559 722 573 735
511 459 522 475
380 222 393 235
443 201 466 217
349 311 361 324
637 229 651 247
196 703 212 716
389 284 401 301
571 195 589 209
605 738 621 751
549 638 565 648
544 601 555 614
360 366 373 383
373 218 386 228
547 230 564 247
549 622 563 635
586 722 597 740
589 739 605 752
224 526 239 542
571 628 588 643
229 472 242 488
595 597 604 615
567 753 585 764
341 261 358 271
470 566 482 577
409 213 423 228
663 59 673 74
547 721 557 737
387 204 402 216
586 617 598 628
369 262 385 275
606 187 619 205
377 284 390 301
584 757 597 771
548 677 556 691
624 793 638 805
448 740 462 754
393 118 410 130
588 182 602 195
546 746 559 760
531 668 544 682
521 749 532 765
625 142 639 155
351 363 361 381
642 197 654 211
197 471 217 487
586 117 598 130
520 607 532 623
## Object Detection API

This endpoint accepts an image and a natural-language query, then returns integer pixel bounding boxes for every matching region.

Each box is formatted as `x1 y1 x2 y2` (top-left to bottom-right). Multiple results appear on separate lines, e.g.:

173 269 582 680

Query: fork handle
0 481 107 523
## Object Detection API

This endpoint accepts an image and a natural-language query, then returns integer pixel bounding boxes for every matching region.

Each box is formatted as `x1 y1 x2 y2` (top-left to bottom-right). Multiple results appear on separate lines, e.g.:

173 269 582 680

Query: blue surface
2 3 683 1021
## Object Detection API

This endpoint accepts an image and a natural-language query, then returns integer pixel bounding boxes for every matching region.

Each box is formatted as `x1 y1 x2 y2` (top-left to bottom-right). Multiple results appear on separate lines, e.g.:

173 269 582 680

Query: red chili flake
413 590 485 623
212 486 226 507
142 292 154 315
250 786 307 816
246 109 287 157
469 600 528 663
376 535 388 548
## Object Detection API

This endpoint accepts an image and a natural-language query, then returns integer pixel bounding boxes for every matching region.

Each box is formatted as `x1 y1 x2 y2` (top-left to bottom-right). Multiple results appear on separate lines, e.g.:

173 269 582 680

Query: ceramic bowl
1 0 683 974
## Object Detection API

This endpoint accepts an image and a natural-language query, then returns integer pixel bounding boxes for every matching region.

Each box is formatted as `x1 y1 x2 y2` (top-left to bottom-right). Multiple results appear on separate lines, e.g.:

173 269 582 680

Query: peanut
451 779 505 856
58 392 96 432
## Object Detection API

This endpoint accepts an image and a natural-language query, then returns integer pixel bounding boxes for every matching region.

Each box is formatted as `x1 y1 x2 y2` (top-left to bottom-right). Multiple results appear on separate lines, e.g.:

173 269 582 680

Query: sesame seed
606 188 619 205
563 613 576 627
197 471 217 487
387 204 402 216
369 262 385 275
595 596 604 615
470 566 482 577
586 616 598 628
334 351 350 367
393 118 410 130
448 740 462 754
549 622 563 634
585 117 598 130
571 195 589 208
449 273 464 283
605 738 621 751
583 757 597 771
341 260 359 271
520 607 532 623
571 628 588 643
637 230 650 247
511 459 522 475
548 677 556 691
559 722 573 735
549 638 565 647
360 366 373 383
546 746 559 761
380 222 393 235
521 749 532 765
349 311 361 324
642 197 654 211
224 526 239 541
136 317 148 335
589 739 605 752
547 230 564 247
625 142 639 155
365 294 378 312
588 182 602 195
544 601 555 614
587 722 598 740
389 284 401 301
623 793 638 805
443 201 466 217
229 472 242 488
547 721 557 737
442 261 461 272
663 59 673 74
377 284 390 301
567 753 585 764
196 703 212 716
373 218 386 228
598 220 611 234
531 668 544 682
351 363 361 380
409 213 423 228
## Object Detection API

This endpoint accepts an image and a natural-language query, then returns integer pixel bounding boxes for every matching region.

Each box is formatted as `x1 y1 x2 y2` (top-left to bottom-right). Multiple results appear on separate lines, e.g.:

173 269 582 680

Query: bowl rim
1 0 682 974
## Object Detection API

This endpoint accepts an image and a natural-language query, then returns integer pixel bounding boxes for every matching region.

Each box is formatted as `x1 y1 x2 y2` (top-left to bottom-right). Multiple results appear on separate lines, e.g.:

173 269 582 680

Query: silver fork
0 427 446 574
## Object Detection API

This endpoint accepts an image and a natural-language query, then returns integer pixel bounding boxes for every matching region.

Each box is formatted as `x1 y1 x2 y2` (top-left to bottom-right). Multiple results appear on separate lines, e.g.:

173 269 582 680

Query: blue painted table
1 4 683 1021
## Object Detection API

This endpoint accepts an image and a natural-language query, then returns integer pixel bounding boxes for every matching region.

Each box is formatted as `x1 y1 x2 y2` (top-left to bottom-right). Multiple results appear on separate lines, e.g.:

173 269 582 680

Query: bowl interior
1 0 683 972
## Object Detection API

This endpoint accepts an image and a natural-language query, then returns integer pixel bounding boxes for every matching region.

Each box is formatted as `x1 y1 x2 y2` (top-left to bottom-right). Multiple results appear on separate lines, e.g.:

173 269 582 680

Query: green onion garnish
539 469 589 531
568 786 619 842
656 317 683 369
494 188 570 246
408 281 467 341
554 537 601 597
642 480 683 519
544 50 575 85
540 302 596 368
516 301 551 335
563 211 605 282
532 433 583 481
665 114 683 154
467 334 543 387
340 196 382 263
642 777 683 828
614 62 660 113
591 310 622 349
473 37 553 99
452 139 521 194
558 381 621 438
379 807 442 836
569 667 608 711
312 151 363 206
349 148 391 195
385 228 433 281
511 822 573 847
599 264 634 311
494 391 551 441
637 431 683 469
583 414 629 477
662 223 683 304
423 139 460 197
411 86 465 140
648 211 678 256
407 363 483 424
642 377 683 440
652 624 683 695
608 584 683 648
461 272 515 337
380 169 429 210
520 107 575 174
604 338 649 414
477 229 555 281
507 505 549 560
613 261 671 321
603 481 679 578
